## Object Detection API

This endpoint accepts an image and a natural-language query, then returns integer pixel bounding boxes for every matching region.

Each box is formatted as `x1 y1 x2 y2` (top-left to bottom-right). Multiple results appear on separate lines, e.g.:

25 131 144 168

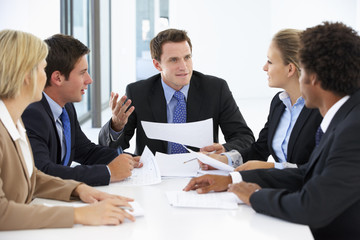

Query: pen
183 158 197 164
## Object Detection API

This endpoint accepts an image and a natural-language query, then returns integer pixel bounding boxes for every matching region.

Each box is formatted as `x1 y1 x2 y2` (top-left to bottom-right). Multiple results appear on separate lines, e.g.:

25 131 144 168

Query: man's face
60 55 93 104
299 65 317 109
153 41 193 91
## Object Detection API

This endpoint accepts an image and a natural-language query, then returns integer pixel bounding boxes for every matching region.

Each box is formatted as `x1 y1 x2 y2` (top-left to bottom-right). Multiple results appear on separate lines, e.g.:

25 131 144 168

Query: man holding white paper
98 29 254 155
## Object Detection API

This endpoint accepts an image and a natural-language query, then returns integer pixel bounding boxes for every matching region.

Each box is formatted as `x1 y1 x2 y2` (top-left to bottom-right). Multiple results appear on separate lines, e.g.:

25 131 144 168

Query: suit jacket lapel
268 102 284 161
41 94 62 163
149 78 167 123
148 78 168 151
287 107 312 160
187 75 204 122
305 90 360 174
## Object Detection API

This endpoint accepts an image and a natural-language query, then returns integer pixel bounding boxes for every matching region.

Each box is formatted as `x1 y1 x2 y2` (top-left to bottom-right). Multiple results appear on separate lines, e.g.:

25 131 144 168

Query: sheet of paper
43 201 144 217
197 169 231 176
155 152 199 177
166 191 242 209
116 146 161 186
141 118 213 148
185 147 235 172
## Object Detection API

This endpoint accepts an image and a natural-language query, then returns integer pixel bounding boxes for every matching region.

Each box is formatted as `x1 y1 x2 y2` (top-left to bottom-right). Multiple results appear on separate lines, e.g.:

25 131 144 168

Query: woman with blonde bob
0 30 135 230
202 29 322 171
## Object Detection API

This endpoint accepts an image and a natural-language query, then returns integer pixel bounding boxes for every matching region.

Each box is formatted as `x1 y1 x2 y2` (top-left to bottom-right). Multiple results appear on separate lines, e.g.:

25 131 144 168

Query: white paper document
166 191 242 209
185 147 235 172
141 118 213 148
116 146 161 186
155 152 199 177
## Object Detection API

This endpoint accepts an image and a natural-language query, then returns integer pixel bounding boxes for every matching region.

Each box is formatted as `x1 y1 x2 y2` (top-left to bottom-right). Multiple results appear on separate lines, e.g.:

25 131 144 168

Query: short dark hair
299 22 360 95
44 34 90 87
150 29 192 61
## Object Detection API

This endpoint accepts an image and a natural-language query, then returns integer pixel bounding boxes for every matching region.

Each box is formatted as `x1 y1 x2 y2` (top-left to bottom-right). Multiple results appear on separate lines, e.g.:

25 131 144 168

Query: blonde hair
272 29 302 77
0 29 48 99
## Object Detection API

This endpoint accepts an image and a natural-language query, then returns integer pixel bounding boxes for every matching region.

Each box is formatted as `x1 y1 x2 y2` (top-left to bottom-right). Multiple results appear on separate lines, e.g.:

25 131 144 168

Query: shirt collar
161 79 190 104
279 91 305 110
320 95 350 133
43 92 63 121
0 99 25 141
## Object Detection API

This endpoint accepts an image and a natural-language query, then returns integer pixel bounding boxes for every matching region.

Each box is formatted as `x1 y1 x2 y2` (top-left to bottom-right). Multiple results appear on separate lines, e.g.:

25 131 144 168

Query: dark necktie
60 108 71 166
315 126 324 146
170 91 188 154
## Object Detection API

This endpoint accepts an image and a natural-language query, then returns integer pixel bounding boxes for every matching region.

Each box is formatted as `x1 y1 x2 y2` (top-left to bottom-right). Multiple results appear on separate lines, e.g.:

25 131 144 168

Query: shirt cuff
222 150 243 167
109 126 123 142
221 152 233 166
274 162 284 169
229 171 243 184
106 165 111 185
280 162 298 169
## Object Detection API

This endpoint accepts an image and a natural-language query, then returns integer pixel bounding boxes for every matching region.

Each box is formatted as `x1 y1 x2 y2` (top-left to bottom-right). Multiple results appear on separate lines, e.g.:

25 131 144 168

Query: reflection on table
0 178 313 240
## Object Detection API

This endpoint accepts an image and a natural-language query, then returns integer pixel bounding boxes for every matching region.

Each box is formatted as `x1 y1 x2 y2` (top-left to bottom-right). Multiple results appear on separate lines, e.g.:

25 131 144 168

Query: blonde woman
202 29 322 171
0 30 134 230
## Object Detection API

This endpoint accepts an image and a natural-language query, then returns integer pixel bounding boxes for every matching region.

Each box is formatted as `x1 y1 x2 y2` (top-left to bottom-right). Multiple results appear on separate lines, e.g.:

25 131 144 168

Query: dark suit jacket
0 119 80 230
22 94 118 186
241 89 360 239
240 92 323 165
99 70 254 155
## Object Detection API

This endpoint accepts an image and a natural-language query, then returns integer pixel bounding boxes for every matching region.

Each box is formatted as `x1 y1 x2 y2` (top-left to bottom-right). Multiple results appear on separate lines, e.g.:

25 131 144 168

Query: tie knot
173 91 185 101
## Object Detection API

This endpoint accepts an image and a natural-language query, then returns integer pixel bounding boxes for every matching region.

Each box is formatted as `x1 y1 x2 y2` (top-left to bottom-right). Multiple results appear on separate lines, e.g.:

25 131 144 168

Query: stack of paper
155 152 199 177
166 191 242 209
116 146 161 186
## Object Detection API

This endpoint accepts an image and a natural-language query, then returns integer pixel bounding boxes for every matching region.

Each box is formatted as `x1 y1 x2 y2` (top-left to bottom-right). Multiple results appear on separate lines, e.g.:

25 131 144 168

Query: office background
1 0 359 146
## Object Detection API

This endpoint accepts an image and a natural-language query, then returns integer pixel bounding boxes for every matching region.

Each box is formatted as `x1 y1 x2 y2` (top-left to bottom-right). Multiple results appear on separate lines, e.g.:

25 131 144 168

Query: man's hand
228 182 261 205
107 154 134 182
234 160 274 171
110 92 135 132
133 156 143 168
183 174 232 193
200 143 225 154
199 153 228 170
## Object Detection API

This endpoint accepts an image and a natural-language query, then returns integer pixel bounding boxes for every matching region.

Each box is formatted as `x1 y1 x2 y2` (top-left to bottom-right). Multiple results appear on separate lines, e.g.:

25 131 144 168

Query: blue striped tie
170 91 188 154
60 108 71 166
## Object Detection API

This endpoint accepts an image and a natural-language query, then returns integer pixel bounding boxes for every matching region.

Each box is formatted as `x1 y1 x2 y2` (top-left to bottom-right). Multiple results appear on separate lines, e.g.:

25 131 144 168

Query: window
61 0 111 126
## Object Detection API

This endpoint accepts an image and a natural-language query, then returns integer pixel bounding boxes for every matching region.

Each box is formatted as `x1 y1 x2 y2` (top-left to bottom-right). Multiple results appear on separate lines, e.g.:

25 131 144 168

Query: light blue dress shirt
272 92 305 169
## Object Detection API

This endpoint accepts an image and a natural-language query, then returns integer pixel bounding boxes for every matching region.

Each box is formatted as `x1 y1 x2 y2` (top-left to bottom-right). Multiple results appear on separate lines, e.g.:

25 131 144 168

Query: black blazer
241 89 360 239
99 70 254 155
22 94 118 186
241 92 322 165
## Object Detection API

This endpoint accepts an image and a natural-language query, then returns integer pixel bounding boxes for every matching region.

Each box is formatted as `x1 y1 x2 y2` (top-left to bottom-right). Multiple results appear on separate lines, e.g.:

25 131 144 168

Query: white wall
0 0 60 39
111 0 137 95
168 0 360 101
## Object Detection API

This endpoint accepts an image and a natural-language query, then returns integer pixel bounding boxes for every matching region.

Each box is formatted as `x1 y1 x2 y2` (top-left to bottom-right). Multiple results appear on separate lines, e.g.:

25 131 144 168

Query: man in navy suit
184 22 360 239
22 34 141 186
98 29 254 155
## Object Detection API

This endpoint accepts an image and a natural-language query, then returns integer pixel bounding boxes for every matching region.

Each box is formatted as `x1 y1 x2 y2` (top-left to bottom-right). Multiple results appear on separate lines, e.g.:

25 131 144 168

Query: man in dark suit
98 29 254 155
184 22 360 239
22 34 141 186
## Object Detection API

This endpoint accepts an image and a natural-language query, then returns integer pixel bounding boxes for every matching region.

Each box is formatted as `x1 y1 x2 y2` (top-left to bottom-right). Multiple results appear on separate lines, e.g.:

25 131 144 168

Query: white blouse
0 100 33 177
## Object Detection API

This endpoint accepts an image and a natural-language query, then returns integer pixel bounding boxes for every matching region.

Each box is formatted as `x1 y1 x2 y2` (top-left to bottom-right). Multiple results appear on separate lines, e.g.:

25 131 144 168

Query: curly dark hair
299 22 360 95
